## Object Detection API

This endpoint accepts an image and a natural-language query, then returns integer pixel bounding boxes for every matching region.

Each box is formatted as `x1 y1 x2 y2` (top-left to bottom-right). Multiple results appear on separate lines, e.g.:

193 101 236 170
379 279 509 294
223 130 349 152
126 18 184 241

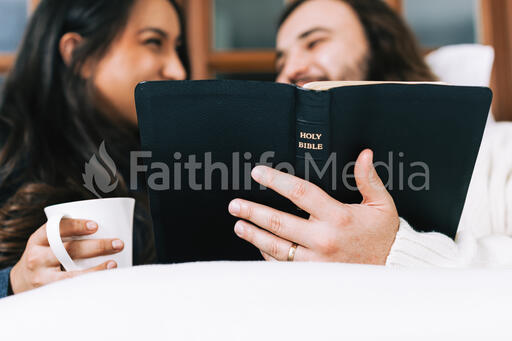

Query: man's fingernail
234 222 244 236
112 240 124 250
86 221 98 230
251 166 264 182
107 261 117 269
228 200 241 215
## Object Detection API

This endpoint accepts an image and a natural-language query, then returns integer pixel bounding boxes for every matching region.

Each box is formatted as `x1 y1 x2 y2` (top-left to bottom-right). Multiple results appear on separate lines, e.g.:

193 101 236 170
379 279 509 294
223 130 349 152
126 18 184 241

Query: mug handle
46 213 82 272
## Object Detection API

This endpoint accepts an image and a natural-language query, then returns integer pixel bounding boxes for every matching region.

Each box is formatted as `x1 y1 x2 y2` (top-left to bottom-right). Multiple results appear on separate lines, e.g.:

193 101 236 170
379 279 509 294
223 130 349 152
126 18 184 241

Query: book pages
303 80 446 91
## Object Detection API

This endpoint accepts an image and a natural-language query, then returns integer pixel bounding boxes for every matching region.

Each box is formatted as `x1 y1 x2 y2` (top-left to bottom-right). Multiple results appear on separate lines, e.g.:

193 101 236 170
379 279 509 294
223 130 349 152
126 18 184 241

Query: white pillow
425 44 494 87
426 44 495 124
0 261 511 340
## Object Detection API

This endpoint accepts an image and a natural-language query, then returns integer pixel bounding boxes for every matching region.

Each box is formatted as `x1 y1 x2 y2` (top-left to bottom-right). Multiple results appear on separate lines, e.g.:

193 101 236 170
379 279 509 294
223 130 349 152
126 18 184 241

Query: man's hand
228 149 399 265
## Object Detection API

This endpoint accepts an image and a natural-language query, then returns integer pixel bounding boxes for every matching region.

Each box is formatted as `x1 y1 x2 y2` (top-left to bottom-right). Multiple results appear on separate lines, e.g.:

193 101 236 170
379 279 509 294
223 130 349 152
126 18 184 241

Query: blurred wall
0 0 28 53
213 0 285 50
404 0 478 47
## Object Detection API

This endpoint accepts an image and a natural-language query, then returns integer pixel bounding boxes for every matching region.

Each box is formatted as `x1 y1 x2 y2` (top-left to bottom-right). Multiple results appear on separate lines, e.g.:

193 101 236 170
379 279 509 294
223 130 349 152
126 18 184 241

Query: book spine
295 90 331 188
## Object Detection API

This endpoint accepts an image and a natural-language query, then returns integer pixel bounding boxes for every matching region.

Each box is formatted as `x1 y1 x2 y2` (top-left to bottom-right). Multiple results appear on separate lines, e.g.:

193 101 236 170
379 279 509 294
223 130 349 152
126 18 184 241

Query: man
229 0 512 267
275 0 436 85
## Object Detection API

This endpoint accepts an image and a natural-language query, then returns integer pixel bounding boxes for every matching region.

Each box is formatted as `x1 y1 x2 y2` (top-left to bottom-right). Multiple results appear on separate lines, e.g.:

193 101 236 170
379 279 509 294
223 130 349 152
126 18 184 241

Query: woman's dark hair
0 0 189 266
278 0 437 81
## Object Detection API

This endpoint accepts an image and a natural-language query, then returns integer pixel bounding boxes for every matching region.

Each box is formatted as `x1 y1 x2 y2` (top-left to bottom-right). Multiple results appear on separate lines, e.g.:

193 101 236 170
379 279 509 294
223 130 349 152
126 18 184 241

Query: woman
0 0 188 297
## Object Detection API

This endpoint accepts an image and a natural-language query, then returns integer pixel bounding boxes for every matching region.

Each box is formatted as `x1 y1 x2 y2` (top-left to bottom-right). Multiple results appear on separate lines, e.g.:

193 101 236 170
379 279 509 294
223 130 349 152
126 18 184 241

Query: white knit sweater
386 121 512 267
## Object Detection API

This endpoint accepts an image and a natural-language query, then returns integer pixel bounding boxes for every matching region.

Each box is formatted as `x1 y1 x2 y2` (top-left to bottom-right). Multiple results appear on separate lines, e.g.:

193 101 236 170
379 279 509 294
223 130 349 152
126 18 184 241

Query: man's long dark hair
0 0 189 266
279 0 437 81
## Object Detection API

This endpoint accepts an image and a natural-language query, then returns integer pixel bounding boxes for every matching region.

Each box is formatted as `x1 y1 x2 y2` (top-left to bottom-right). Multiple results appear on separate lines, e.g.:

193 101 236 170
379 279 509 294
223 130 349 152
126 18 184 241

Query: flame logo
82 141 119 198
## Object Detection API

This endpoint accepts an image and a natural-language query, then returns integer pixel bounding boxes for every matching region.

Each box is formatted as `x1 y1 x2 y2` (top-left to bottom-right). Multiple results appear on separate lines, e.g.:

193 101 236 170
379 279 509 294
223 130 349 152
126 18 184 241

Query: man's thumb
354 149 389 205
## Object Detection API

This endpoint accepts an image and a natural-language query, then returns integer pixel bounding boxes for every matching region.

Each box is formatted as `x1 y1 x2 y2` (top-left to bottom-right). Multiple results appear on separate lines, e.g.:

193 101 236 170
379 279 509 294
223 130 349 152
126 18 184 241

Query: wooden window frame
185 0 403 79
0 54 15 74
480 0 512 121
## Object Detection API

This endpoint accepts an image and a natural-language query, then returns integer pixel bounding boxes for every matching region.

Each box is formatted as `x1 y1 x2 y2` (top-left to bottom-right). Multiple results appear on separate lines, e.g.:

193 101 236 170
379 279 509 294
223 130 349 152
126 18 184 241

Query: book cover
135 80 492 263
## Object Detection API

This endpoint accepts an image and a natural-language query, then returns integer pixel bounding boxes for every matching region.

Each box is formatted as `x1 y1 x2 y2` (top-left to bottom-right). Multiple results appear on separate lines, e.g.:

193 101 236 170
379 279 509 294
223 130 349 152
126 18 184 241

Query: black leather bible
135 80 492 264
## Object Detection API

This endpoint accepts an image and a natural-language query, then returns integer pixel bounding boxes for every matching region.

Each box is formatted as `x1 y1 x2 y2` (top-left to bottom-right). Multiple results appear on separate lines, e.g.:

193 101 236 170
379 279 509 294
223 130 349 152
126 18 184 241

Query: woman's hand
228 149 399 265
10 218 124 294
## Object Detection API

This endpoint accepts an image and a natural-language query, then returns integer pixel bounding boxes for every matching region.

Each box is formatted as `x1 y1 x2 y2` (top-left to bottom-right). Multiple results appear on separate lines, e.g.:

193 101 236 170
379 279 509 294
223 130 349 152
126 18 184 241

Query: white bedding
1 261 511 340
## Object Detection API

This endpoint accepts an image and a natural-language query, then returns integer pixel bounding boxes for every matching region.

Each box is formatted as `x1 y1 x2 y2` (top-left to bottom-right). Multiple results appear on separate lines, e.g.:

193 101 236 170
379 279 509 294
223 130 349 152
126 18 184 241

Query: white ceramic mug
44 198 135 271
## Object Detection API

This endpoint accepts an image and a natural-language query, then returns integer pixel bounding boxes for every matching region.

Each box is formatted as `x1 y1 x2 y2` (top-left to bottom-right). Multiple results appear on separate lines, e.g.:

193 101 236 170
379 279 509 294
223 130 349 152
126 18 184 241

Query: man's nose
162 53 186 80
277 50 310 84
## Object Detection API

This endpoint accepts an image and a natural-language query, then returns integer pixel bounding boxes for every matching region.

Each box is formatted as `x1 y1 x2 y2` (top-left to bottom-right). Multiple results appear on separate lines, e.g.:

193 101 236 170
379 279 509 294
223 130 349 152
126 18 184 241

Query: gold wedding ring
287 242 298 262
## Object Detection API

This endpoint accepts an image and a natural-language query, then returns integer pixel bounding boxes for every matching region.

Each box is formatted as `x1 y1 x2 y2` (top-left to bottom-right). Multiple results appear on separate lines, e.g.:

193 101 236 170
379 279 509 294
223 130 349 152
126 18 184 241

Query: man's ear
59 32 83 66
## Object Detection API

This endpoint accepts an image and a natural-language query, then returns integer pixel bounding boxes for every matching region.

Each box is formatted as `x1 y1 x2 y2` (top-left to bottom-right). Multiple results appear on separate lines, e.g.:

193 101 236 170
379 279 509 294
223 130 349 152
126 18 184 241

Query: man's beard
292 53 370 87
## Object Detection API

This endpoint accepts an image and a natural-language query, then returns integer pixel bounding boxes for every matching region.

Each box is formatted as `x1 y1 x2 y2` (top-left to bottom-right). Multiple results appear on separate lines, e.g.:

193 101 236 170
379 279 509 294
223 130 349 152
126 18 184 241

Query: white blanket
0 261 511 340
